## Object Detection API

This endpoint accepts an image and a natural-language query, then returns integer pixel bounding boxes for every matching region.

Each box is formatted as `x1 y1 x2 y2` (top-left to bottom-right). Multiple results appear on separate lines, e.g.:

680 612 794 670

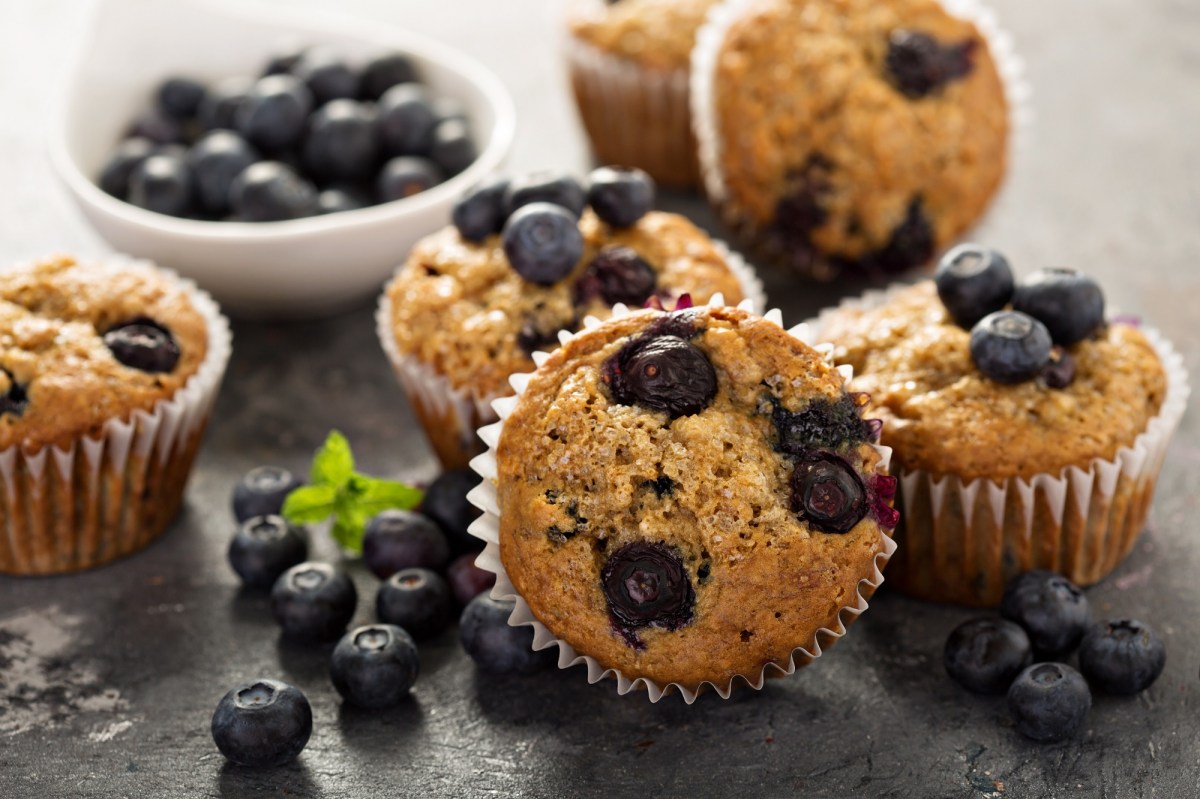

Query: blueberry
452 176 510 242
317 186 371 214
235 75 314 152
233 465 304 523
771 395 872 456
360 52 419 101
969 311 1053 383
855 199 935 274
127 108 185 145
262 47 309 77
586 166 655 228
270 562 358 641
934 244 1015 328
228 515 308 590
229 161 318 221
1007 663 1091 742
304 99 380 181
157 76 207 120
330 624 419 708
944 617 1033 695
601 541 695 635
573 246 657 307
293 48 360 105
126 153 193 217
790 452 868 534
98 137 156 199
378 83 439 155
377 156 443 203
0 370 28 417
429 118 476 177
885 29 976 99
446 553 496 606
1078 619 1166 695
362 509 451 579
211 679 312 767
187 130 258 215
459 594 556 674
602 334 717 418
504 171 587 217
375 567 454 640
198 77 253 131
1040 348 1076 389
103 318 181 372
1000 570 1091 659
1011 268 1106 346
419 469 484 556
501 202 584 285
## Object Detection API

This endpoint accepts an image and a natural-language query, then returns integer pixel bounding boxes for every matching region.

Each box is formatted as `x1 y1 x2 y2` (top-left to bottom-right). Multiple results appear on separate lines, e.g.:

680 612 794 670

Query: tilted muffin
473 303 896 699
378 168 761 469
812 250 1187 605
692 0 1014 279
0 255 231 575
567 0 721 187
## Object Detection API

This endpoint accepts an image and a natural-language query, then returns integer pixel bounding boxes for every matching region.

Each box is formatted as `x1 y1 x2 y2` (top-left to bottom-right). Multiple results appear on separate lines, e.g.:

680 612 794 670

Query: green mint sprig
281 431 424 553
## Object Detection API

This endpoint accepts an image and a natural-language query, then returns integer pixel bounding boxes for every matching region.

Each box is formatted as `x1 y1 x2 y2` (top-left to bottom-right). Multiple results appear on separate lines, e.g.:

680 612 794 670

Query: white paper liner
0 256 232 575
375 241 765 469
799 286 1189 606
465 293 896 703
690 0 1031 264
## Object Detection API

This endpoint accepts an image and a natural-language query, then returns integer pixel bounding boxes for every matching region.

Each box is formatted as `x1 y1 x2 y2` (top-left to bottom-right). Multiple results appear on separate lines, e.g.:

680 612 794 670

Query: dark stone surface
2 0 1200 797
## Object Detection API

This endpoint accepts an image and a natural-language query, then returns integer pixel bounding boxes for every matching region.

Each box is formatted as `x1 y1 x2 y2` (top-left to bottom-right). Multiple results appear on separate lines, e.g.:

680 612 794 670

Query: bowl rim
47 0 516 242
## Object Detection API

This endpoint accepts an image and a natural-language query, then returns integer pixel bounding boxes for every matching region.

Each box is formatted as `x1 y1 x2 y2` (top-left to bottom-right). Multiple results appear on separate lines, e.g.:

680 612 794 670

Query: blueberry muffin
378 167 759 469
567 0 722 187
815 247 1185 605
693 0 1011 279
493 305 896 693
0 255 230 575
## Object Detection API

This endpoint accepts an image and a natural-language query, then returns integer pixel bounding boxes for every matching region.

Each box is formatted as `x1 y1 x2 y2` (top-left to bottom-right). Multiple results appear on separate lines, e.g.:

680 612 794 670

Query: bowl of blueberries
50 0 515 318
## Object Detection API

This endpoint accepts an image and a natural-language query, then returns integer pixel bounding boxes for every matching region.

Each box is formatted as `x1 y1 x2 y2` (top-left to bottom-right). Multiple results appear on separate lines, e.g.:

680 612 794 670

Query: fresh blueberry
187 130 258 215
330 624 419 708
603 334 717 418
262 47 309 77
419 469 484 556
360 52 419 101
98 137 156 199
501 202 584 285
229 161 319 221
934 244 1015 328
459 594 556 674
885 29 976 99
452 177 510 242
228 515 308 590
157 76 207 120
771 394 872 456
293 48 360 105
969 311 1053 383
1000 570 1091 659
198 77 253 131
233 465 304 523
270 562 358 641
317 186 372 214
429 118 476 177
375 567 454 640
1007 663 1091 742
304 99 380 181
211 679 312 767
446 553 496 606
1078 619 1166 695
362 509 451 579
235 75 314 152
377 156 443 203
944 617 1033 695
790 452 868 534
573 246 657 307
378 83 439 155
586 166 655 228
127 108 185 145
126 153 193 217
1012 268 1106 346
103 318 181 372
504 171 587 217
601 541 695 636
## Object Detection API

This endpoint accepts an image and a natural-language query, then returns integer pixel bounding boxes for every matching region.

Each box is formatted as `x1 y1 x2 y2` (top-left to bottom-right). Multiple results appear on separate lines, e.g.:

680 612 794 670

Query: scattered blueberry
420 469 484 556
270 562 358 641
885 29 976 98
452 176 510 242
504 171 587 217
330 625 419 709
157 76 207 120
603 334 717 418
375 567 454 640
1000 570 1091 659
573 246 657 307
99 137 156 198
362 509 451 579
969 311 1053 383
1012 268 1106 346
304 99 380 181
377 156 443 203
502 202 584 285
934 244 1015 328
293 48 360 105
446 553 496 606
429 118 477 177
233 465 304 523
459 594 556 674
127 108 185 145
790 452 868 534
103 319 181 372
198 77 253 131
586 166 655 228
378 83 439 155
126 153 193 217
229 161 319 221
1007 663 1091 742
228 515 308 590
360 52 419 101
601 541 695 636
211 679 312 767
944 617 1033 695
1040 348 1076 389
1078 619 1166 695
317 186 371 214
235 75 314 152
188 130 258 215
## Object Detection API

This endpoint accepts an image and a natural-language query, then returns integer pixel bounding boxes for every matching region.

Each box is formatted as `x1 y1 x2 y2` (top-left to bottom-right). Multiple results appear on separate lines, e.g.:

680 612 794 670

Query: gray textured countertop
2 0 1199 796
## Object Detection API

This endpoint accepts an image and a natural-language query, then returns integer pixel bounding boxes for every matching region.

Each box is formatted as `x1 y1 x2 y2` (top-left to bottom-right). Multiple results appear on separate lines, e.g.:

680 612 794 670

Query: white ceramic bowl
50 0 515 318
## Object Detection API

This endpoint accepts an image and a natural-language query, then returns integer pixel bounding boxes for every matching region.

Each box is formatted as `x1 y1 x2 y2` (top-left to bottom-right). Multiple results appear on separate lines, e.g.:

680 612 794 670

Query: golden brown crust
497 306 888 690
569 0 722 71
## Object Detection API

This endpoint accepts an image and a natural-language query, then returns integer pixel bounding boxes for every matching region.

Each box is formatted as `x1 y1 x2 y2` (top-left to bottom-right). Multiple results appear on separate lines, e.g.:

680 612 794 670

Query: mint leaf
331 502 370 553
281 484 337 524
310 430 354 487
355 476 424 516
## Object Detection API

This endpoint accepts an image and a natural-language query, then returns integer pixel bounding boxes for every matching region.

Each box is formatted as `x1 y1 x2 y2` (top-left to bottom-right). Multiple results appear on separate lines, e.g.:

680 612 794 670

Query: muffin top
705 0 1009 278
496 305 894 690
569 0 722 71
386 210 746 400
818 282 1167 480
0 256 210 451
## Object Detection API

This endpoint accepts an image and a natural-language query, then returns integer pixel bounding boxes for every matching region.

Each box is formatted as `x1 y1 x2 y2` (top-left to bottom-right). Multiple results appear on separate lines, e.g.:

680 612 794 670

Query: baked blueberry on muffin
692 0 1014 279
485 304 896 697
814 246 1188 605
378 166 761 469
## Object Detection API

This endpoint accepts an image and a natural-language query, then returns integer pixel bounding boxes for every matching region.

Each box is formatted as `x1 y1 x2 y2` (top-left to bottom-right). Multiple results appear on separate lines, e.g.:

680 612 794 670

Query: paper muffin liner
799 287 1189 606
375 241 765 470
0 257 232 575
691 0 1032 276
465 293 896 703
